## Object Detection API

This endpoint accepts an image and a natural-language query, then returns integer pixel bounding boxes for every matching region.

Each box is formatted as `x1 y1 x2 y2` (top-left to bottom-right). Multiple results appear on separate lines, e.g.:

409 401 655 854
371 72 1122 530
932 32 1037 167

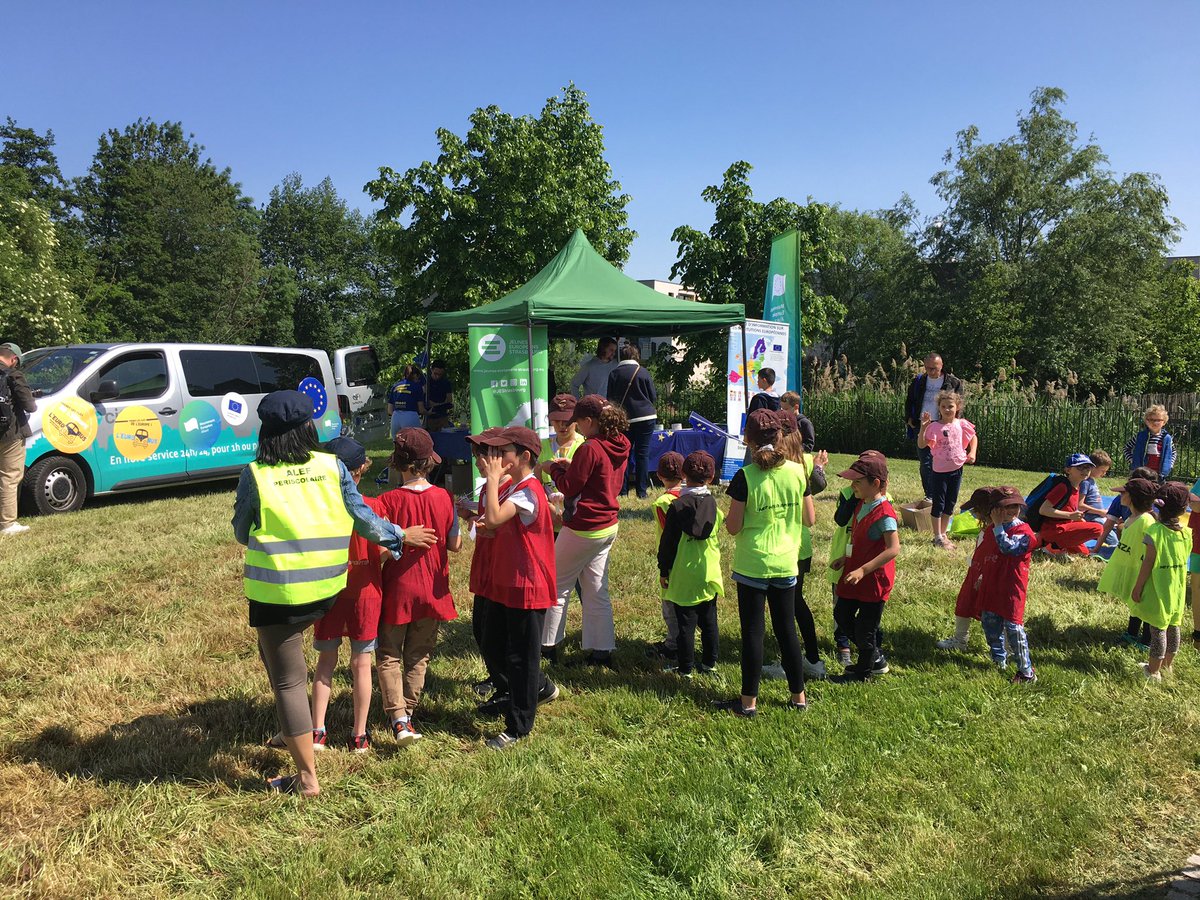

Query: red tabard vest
837 499 897 603
378 485 457 625
977 521 1035 625
313 495 383 641
469 474 557 610
954 530 992 620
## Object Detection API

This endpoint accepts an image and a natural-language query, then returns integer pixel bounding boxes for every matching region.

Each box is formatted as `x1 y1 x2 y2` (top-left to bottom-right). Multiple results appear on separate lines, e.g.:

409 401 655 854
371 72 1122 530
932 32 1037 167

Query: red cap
991 485 1026 509
501 426 543 458
837 451 889 484
960 486 999 512
466 427 510 449
392 427 441 466
571 394 607 422
683 450 716 483
744 409 781 447
548 393 578 423
656 451 684 480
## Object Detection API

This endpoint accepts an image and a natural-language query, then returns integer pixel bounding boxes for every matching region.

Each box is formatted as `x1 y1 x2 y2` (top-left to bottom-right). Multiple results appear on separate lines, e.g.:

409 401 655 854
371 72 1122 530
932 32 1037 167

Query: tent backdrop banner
468 324 549 435
726 319 790 435
762 229 803 407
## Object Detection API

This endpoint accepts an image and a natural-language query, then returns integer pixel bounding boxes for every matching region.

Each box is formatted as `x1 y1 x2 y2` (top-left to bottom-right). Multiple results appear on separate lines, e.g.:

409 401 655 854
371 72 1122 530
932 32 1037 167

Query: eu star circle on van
297 377 328 418
221 392 248 427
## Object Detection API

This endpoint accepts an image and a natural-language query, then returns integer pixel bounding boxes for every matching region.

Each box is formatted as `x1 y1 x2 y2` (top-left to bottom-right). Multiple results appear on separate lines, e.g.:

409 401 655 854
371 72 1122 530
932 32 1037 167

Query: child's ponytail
597 404 629 437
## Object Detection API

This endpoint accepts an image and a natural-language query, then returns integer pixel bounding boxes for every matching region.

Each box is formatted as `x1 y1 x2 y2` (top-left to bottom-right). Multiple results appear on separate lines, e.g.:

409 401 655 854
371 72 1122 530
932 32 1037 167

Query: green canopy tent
425 229 748 428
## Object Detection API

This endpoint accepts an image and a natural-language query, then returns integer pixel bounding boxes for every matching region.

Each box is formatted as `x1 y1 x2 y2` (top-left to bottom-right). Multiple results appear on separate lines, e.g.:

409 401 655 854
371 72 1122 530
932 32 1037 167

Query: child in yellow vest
1097 478 1157 648
651 451 685 662
1131 482 1192 681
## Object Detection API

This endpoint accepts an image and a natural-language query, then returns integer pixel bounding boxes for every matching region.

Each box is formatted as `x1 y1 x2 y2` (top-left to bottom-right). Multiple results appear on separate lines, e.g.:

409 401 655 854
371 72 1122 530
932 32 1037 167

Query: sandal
266 774 301 794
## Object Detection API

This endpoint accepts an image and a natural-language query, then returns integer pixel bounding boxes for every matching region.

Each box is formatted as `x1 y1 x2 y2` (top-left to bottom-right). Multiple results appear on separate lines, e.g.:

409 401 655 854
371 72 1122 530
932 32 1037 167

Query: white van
19 342 384 515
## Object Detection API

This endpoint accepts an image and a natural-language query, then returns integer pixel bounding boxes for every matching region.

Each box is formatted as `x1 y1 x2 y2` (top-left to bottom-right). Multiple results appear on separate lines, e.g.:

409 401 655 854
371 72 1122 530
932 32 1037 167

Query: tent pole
526 320 537 432
741 322 750 417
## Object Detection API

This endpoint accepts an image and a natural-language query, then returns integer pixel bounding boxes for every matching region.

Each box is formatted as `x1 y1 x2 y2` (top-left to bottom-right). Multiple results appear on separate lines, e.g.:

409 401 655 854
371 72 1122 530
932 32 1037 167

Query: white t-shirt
505 475 540 527
921 375 946 422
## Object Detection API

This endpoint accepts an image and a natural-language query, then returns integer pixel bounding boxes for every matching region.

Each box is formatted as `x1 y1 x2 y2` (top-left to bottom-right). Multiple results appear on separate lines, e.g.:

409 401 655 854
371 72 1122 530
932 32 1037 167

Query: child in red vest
831 452 900 683
469 426 560 750
304 437 383 754
978 485 1039 684
936 486 998 651
375 428 462 745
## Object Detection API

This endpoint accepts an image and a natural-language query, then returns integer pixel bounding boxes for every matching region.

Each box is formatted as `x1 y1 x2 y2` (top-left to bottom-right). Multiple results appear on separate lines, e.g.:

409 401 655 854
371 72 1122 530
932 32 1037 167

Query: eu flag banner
761 229 803 408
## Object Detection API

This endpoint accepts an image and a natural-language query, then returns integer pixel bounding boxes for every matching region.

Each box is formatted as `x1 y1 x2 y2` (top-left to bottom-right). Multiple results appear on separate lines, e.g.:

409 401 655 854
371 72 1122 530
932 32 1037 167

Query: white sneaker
936 636 968 651
1141 663 1162 683
0 523 30 535
802 658 827 679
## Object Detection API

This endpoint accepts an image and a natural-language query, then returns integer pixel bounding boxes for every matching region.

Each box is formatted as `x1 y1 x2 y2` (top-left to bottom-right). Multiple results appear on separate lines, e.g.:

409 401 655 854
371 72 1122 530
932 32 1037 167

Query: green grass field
2 454 1198 899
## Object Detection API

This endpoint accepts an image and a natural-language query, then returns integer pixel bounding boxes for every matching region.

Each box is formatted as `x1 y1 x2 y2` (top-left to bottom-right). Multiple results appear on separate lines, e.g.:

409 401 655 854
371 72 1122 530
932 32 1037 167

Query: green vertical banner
761 229 803 404
468 323 549 435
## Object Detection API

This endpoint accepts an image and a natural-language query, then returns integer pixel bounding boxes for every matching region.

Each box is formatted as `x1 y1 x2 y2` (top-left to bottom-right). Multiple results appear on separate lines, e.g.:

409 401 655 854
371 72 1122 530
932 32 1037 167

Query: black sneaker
648 641 676 661
486 731 521 751
583 651 615 669
831 670 868 684
541 645 559 665
712 698 757 719
537 680 560 704
871 656 890 676
476 691 510 717
472 679 495 698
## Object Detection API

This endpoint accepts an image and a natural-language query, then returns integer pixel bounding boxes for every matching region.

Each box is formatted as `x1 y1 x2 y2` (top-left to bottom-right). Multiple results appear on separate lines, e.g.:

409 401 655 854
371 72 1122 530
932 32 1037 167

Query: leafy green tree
0 166 80 347
668 161 841 393
259 173 384 353
73 119 266 343
365 84 634 333
927 87 1179 388
0 118 71 220
1141 260 1200 393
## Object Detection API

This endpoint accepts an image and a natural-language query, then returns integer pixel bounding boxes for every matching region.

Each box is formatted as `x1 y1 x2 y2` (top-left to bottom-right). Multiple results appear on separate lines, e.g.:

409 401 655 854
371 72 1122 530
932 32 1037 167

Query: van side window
93 351 169 401
180 350 260 396
345 350 379 388
253 352 322 393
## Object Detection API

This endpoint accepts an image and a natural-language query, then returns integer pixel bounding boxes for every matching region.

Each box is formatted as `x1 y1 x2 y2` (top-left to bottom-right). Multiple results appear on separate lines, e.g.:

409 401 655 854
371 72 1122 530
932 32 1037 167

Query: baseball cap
837 451 889 484
656 451 684 481
961 486 999 512
1064 453 1094 469
571 394 607 422
1157 481 1190 518
744 409 781 447
1117 477 1157 508
466 427 510 450
392 427 441 466
258 390 314 435
683 450 716 484
548 393 578 423
0 342 22 363
502 426 544 458
991 485 1026 509
324 436 368 470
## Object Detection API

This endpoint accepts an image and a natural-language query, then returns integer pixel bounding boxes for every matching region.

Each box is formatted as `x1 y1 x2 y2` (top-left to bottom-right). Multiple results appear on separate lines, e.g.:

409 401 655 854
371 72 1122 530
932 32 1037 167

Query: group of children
296 397 1196 756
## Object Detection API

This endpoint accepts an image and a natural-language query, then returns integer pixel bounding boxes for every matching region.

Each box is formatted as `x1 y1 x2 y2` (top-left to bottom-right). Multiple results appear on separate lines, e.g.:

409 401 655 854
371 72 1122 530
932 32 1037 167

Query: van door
81 347 186 493
177 347 263 479
333 345 387 442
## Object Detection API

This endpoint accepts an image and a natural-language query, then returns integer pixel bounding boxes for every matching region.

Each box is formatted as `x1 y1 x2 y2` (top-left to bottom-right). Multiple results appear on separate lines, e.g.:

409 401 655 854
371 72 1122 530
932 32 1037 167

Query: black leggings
672 597 719 674
834 597 885 677
736 581 805 697
793 571 819 664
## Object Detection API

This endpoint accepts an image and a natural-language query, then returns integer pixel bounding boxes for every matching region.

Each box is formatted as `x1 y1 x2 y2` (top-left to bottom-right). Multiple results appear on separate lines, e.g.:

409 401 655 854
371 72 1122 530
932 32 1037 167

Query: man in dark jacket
1 342 37 535
904 353 963 501
607 343 658 498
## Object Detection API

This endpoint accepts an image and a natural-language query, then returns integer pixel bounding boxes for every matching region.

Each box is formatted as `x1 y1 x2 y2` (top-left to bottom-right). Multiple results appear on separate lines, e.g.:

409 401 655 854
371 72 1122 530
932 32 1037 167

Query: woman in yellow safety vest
232 390 434 796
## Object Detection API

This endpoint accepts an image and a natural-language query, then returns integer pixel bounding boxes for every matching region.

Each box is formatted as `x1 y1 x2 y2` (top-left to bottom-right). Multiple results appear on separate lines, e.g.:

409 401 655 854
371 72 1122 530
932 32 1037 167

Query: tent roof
426 229 744 337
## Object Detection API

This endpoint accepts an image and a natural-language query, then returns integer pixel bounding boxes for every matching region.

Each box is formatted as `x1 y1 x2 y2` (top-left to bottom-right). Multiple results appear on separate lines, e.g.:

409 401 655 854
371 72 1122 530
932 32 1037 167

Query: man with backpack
1 342 36 536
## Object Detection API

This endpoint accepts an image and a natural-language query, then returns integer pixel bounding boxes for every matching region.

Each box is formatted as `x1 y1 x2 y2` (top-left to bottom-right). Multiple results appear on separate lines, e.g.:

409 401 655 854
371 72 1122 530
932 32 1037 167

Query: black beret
258 390 314 433
324 436 367 470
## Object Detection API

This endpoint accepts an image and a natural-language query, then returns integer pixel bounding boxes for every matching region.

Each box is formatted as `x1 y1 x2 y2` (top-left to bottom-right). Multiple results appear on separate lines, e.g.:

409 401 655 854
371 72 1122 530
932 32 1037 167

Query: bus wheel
23 455 88 514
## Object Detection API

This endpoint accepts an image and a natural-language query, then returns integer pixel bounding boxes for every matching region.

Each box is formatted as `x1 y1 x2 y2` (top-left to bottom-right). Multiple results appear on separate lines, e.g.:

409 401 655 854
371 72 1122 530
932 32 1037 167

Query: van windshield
22 347 105 397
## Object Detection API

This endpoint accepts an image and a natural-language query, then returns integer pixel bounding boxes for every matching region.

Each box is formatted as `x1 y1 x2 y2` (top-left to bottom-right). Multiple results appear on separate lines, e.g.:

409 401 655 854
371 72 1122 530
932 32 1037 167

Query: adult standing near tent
570 337 619 397
904 354 963 501
423 360 454 432
387 364 426 438
232 390 436 796
607 344 658 499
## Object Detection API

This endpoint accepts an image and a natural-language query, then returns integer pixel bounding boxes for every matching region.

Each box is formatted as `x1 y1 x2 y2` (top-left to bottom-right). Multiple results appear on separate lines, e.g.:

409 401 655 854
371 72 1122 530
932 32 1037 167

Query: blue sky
5 1 1197 280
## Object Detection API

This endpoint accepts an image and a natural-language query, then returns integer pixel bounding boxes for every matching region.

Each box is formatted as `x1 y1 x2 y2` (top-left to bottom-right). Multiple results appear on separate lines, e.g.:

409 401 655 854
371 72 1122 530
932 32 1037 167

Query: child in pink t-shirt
918 390 978 550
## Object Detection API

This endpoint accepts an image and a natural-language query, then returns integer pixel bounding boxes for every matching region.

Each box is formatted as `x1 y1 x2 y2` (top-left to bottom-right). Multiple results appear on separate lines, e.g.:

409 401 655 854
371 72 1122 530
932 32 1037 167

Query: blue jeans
929 467 963 519
918 446 934 499
624 420 656 498
981 611 1032 676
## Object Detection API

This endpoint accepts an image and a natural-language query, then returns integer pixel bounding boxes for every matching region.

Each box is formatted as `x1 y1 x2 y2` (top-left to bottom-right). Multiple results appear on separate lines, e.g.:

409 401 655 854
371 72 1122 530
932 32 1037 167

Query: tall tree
926 87 1179 388
259 173 384 353
0 166 80 347
669 161 841 391
0 118 71 220
365 84 634 327
73 119 266 343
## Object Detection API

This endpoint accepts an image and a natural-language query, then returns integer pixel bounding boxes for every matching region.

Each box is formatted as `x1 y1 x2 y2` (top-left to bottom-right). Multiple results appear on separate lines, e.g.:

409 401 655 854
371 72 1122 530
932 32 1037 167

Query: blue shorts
313 636 378 654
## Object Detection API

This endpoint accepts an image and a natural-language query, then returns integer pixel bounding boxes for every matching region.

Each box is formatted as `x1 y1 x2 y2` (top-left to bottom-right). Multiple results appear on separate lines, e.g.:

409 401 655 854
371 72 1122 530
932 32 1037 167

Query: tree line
1 85 1195 394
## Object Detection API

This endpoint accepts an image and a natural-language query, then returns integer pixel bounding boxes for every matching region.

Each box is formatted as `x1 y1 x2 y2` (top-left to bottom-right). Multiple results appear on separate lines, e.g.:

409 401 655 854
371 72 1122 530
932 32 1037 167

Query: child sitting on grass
306 437 382 754
978 486 1039 684
657 451 722 677
1096 478 1157 650
917 390 978 550
831 452 900 683
936 486 998 651
375 428 462 745
1028 454 1104 556
1123 404 1174 482
1131 482 1192 682
1078 450 1114 551
650 451 685 663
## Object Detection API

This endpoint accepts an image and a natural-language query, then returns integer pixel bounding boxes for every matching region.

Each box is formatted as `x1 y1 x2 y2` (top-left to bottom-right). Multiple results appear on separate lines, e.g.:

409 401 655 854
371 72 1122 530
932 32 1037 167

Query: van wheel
23 455 88 515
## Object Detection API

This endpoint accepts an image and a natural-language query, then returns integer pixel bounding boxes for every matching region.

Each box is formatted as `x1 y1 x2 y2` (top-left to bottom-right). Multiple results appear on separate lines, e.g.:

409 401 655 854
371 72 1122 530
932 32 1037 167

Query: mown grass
2 454 1198 898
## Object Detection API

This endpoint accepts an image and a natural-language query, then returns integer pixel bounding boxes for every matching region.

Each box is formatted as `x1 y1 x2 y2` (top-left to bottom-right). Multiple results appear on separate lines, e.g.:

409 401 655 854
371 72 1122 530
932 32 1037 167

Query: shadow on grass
12 697 279 789
1011 868 1177 899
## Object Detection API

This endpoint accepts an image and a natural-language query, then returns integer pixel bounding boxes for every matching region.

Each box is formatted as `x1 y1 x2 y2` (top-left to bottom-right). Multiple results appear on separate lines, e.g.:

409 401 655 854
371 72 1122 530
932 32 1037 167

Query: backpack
1023 474 1071 532
0 370 14 435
